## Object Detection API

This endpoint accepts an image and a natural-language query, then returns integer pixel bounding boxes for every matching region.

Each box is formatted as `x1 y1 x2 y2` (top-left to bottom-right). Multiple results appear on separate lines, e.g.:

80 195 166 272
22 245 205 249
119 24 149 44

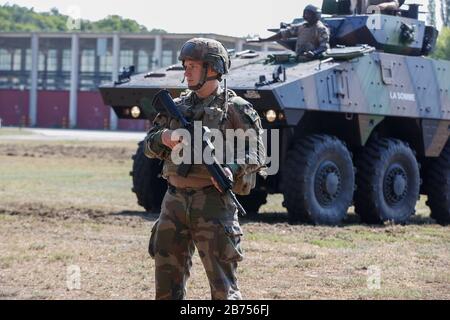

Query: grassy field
0 138 449 299
0 127 33 136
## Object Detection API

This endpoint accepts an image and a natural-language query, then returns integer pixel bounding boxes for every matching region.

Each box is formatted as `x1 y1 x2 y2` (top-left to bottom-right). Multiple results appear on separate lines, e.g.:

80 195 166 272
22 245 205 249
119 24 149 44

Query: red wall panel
118 118 149 131
36 91 70 128
0 90 29 126
77 91 110 130
1 89 150 131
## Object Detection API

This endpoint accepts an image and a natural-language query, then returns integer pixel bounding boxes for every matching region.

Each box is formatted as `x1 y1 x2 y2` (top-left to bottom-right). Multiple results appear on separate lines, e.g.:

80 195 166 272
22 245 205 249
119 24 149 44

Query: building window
81 49 95 72
62 49 72 72
162 50 173 67
38 52 45 71
120 50 134 69
137 50 149 73
99 53 112 72
47 49 57 72
12 49 21 71
80 79 94 89
0 49 12 70
25 49 31 71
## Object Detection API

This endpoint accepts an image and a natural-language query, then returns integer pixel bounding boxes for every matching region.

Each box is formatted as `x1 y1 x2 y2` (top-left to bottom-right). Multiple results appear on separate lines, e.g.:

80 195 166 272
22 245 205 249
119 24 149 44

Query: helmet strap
187 62 221 91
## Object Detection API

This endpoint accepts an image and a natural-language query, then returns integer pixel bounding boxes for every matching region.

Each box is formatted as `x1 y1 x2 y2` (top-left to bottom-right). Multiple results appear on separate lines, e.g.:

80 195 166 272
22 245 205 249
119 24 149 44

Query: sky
0 0 434 38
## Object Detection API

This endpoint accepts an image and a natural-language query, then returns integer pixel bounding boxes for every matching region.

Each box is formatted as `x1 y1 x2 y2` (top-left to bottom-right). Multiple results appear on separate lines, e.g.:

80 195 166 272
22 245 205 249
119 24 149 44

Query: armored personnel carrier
99 0 450 225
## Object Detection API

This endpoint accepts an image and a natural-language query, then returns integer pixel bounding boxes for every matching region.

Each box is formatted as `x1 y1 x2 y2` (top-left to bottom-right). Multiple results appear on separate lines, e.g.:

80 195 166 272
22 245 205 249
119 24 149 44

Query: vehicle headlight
265 109 277 122
130 106 141 118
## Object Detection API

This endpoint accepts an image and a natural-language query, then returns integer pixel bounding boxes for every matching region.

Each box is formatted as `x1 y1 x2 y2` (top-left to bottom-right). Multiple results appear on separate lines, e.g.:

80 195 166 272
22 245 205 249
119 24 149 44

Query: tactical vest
162 89 261 195
295 22 323 54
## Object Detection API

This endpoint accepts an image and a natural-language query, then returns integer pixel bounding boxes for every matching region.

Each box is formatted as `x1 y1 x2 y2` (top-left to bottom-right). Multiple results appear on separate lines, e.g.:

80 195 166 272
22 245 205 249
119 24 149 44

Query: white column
69 34 79 128
153 34 163 69
262 43 269 53
109 33 120 130
29 33 39 127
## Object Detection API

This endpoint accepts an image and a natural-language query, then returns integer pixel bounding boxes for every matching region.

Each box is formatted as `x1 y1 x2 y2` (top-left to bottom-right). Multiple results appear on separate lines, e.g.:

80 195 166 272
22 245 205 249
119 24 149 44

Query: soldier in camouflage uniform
144 38 266 300
250 4 329 60
366 0 400 13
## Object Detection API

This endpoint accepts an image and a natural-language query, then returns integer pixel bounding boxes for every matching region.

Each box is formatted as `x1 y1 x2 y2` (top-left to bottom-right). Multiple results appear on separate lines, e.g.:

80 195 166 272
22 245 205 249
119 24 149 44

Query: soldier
250 4 330 60
365 0 400 13
144 38 266 300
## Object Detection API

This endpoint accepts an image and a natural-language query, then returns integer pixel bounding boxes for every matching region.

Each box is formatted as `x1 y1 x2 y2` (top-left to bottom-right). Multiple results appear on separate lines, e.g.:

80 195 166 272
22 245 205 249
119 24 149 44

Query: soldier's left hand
305 51 315 58
211 167 233 193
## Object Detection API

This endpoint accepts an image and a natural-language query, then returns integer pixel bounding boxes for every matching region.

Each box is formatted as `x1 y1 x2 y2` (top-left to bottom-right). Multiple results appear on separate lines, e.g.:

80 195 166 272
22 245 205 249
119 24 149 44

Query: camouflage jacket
281 20 330 56
144 87 266 194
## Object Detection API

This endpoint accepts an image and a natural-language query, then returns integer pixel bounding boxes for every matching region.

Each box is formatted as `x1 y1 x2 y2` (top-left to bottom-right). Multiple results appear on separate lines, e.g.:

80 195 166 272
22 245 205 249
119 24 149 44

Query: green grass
0 128 33 136
358 288 424 299
0 155 141 211
0 139 449 300
28 243 46 251
246 232 296 243
309 238 355 249
48 252 74 263
0 214 15 221
0 254 34 268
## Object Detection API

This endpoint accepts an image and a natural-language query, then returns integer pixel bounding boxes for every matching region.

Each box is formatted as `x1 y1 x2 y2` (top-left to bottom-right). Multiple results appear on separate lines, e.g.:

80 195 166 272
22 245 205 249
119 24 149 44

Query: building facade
0 32 278 131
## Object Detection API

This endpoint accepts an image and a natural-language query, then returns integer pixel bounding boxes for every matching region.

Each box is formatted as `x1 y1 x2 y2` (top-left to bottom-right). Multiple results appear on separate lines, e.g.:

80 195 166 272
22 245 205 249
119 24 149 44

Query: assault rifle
152 89 246 216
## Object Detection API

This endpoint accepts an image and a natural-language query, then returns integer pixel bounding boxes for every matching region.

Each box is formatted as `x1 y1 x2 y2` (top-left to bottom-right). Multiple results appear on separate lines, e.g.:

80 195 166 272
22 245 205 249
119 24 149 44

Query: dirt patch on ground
0 206 448 300
0 202 151 228
0 140 449 300
0 143 135 161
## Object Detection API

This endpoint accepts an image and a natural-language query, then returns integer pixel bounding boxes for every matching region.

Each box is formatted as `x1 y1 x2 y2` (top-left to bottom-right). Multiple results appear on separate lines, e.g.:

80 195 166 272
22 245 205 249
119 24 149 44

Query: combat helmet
303 4 322 24
178 38 230 90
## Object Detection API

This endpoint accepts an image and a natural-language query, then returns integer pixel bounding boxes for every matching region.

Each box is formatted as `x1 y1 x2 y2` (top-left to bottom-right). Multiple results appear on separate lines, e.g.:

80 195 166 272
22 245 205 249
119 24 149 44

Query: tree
0 4 166 33
84 15 149 33
432 27 450 60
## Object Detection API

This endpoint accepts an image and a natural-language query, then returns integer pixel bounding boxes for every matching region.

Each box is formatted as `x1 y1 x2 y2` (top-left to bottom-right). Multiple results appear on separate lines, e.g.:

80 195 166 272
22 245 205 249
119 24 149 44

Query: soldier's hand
305 51 315 58
161 129 183 149
211 167 233 193
246 37 262 43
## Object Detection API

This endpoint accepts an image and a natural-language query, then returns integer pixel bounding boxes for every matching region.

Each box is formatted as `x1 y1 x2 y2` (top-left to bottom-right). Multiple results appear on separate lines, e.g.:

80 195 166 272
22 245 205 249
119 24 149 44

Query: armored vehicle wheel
425 141 450 225
236 176 268 217
354 138 420 224
282 134 355 225
130 141 167 213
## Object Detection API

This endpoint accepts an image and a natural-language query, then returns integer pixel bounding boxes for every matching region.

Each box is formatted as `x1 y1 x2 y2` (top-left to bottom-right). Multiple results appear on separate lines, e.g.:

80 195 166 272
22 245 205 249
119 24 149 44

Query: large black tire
130 141 167 213
425 141 450 225
236 175 268 217
282 134 355 225
354 138 420 224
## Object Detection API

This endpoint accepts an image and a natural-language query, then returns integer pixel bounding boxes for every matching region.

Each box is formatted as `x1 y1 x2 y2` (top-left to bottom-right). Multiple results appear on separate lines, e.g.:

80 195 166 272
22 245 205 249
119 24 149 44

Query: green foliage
432 27 450 60
0 4 166 33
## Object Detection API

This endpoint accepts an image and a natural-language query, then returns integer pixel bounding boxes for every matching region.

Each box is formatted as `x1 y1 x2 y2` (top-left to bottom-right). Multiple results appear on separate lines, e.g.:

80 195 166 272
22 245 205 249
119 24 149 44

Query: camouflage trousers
148 184 244 300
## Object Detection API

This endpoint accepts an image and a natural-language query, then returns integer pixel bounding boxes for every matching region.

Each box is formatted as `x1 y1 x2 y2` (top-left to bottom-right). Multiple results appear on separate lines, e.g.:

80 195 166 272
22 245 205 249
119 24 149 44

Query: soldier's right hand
246 37 262 43
305 51 315 58
161 129 183 149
